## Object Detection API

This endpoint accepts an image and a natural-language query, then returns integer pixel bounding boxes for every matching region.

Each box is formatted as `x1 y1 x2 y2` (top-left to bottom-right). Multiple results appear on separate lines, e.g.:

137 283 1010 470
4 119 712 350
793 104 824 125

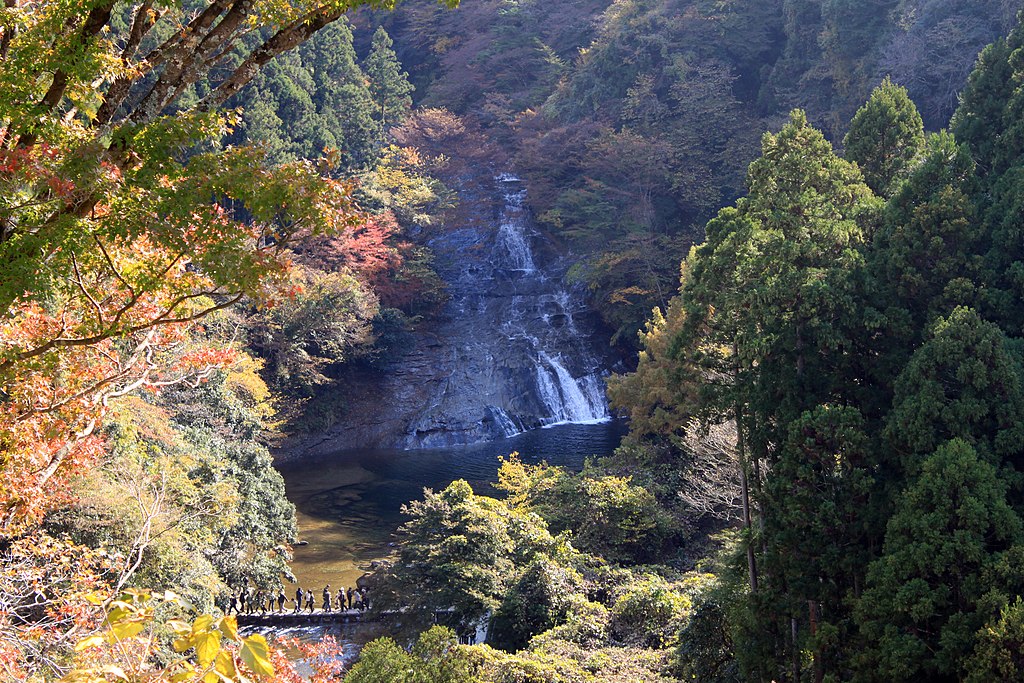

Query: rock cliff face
282 174 613 456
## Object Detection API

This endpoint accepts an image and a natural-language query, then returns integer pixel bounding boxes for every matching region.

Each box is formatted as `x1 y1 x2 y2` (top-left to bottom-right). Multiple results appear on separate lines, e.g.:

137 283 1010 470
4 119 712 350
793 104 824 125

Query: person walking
305 589 315 613
322 585 332 612
294 586 303 613
336 587 346 612
277 589 286 613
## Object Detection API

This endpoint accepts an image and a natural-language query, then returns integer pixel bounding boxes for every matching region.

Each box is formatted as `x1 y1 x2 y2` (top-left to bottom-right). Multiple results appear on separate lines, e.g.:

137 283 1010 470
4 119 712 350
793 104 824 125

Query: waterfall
321 171 613 450
536 352 608 425
287 169 615 453
490 174 610 430
490 406 524 438
494 180 536 273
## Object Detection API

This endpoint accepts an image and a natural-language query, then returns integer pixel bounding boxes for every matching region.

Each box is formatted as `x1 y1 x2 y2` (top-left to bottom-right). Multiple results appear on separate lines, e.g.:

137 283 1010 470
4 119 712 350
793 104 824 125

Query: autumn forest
3 0 1024 681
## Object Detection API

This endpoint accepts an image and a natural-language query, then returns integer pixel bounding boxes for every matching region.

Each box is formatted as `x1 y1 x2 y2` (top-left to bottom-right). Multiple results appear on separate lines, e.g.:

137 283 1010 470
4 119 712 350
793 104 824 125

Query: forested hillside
369 0 1021 350
0 1 448 679
3 0 1024 681
348 12 1024 681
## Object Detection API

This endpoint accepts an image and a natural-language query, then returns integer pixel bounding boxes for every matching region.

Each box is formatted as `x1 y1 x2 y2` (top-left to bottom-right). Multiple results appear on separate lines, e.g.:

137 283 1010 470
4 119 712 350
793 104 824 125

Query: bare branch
70 251 105 330
92 234 136 298
679 419 744 521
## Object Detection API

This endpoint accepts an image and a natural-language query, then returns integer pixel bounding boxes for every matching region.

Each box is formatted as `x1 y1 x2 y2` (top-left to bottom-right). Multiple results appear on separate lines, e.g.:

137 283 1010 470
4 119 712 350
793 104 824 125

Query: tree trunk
737 404 758 593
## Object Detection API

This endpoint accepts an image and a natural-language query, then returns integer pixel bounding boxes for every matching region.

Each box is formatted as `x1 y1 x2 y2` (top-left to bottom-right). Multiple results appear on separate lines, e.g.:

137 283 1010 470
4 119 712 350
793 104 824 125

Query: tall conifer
301 19 378 167
675 110 879 681
855 439 1024 682
865 132 983 391
843 77 925 198
364 26 415 139
951 17 1024 332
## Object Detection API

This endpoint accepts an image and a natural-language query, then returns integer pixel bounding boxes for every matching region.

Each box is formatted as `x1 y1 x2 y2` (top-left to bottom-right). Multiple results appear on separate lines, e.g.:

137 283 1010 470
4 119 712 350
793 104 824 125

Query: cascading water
398 172 609 445
535 352 608 425
284 172 614 455
494 173 536 273
482 175 608 433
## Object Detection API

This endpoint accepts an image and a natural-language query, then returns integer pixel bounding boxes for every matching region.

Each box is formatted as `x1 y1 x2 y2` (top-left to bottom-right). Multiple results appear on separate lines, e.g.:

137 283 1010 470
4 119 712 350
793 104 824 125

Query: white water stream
488 175 608 434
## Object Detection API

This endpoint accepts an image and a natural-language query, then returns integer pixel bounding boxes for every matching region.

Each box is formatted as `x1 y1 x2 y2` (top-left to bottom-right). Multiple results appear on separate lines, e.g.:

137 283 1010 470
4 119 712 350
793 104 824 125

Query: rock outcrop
281 174 613 457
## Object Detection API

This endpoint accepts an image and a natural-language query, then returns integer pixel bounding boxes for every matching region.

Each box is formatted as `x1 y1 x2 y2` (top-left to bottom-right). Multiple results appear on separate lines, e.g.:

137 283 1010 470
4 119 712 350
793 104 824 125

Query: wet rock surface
281 175 614 457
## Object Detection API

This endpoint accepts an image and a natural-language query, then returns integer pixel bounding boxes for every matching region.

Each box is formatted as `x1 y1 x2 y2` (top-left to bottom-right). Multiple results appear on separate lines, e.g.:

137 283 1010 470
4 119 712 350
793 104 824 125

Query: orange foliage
298 210 403 282
0 536 114 681
0 144 362 536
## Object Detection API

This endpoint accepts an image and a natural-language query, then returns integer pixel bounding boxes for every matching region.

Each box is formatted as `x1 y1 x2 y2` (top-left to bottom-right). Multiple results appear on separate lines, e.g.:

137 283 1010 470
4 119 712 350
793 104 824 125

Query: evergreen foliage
966 597 1024 682
232 19 378 168
651 19 1024 674
372 479 561 629
489 554 584 652
843 77 926 197
868 132 981 337
344 627 478 683
364 26 416 138
855 439 1024 682
884 307 1024 475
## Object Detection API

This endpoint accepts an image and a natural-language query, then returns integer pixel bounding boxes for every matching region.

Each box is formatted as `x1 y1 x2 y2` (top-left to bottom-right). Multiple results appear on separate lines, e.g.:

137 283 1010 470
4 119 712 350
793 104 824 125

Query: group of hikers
224 584 370 616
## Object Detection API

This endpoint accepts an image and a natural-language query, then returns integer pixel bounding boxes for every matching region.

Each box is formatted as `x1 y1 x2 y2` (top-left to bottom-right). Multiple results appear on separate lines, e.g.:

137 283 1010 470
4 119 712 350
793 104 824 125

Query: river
277 420 627 592
263 421 626 662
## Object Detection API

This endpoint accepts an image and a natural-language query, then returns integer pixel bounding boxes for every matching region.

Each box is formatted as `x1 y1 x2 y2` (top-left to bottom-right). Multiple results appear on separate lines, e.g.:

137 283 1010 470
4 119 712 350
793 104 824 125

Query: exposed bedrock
281 174 615 457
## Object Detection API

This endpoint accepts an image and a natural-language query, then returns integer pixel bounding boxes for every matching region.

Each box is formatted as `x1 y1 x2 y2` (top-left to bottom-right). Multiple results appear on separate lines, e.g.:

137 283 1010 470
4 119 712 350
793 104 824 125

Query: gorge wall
282 174 615 456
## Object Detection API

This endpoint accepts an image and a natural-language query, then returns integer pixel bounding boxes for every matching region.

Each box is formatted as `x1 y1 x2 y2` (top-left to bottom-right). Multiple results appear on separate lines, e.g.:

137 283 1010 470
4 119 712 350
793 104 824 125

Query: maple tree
0 0 472 535
0 1 455 679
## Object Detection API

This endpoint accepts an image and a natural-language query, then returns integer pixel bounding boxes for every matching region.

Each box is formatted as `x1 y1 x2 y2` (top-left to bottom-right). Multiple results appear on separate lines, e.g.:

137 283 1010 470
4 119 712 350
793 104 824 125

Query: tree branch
198 6 344 112
17 0 119 148
94 0 160 126
130 0 248 124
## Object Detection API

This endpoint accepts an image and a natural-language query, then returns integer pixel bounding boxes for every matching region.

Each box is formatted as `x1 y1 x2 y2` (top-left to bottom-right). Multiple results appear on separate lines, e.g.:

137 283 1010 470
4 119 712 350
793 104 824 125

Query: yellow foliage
64 590 274 683
496 453 560 510
225 355 275 421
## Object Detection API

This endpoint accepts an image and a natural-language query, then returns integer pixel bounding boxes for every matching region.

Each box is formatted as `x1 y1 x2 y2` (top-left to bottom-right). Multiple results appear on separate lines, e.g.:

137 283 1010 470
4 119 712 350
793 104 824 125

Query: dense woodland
3 0 1024 681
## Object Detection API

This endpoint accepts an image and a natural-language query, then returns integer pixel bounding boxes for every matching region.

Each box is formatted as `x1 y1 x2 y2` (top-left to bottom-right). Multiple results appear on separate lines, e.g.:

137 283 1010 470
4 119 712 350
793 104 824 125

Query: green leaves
169 612 276 680
364 26 414 136
377 479 558 628
680 109 878 449
68 591 275 681
856 439 1024 681
884 307 1024 473
844 77 926 198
